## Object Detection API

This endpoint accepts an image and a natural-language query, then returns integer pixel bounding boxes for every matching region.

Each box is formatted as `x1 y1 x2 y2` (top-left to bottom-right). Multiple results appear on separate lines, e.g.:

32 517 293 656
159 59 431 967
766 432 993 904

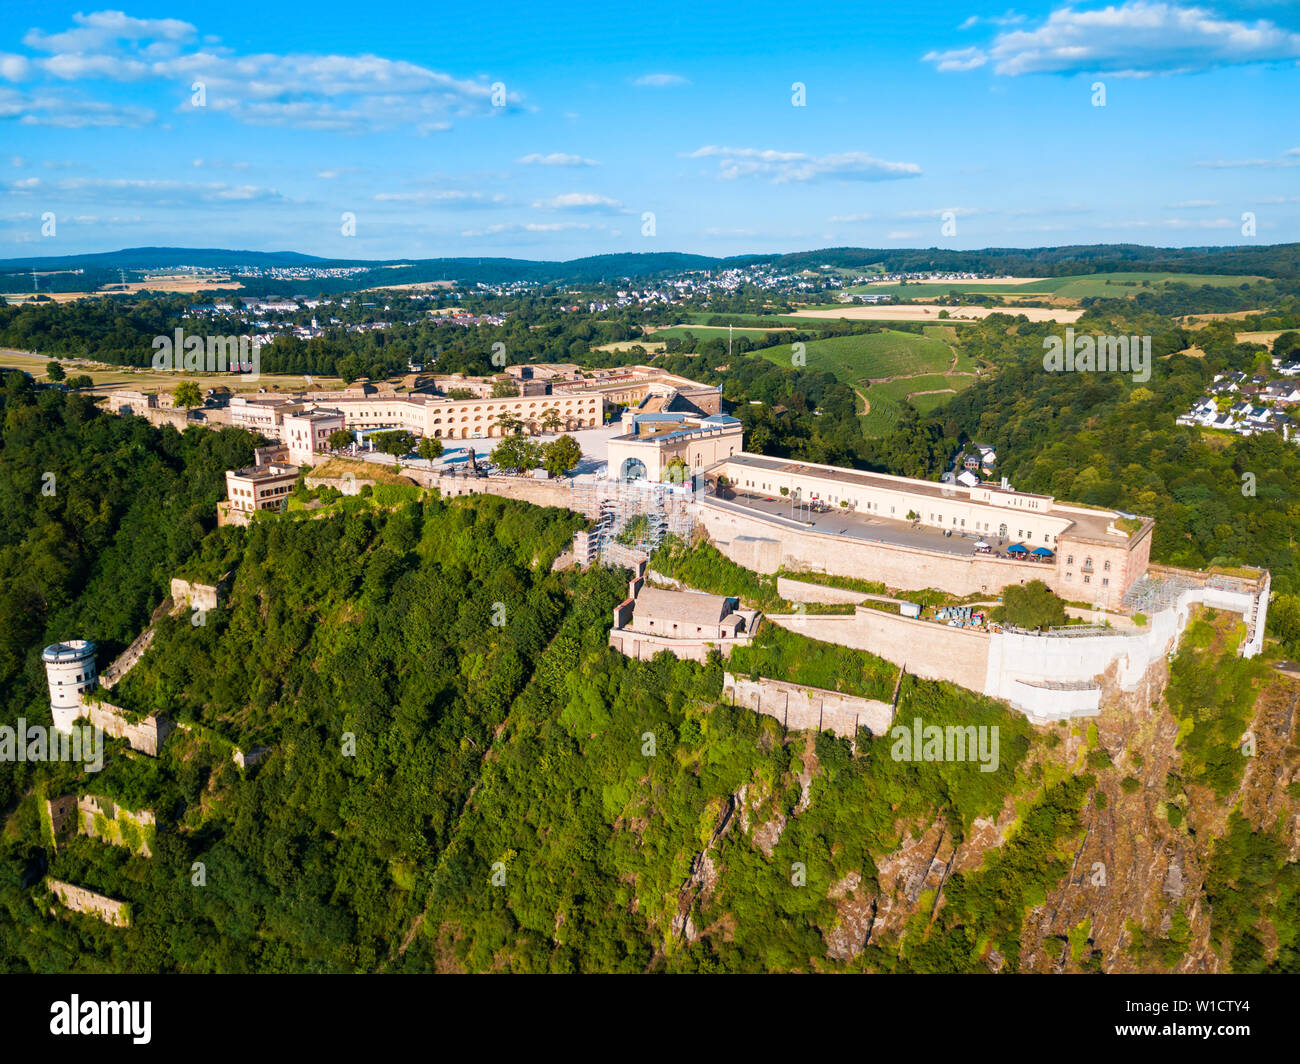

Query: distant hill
1 242 1297 283
0 246 329 271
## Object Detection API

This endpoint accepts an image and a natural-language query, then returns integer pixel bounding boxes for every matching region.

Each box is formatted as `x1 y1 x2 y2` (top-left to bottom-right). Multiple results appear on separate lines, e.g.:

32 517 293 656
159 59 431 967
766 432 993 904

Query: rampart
304 468 601 517
722 672 895 739
46 878 131 927
78 795 155 857
772 609 993 694
765 565 1269 722
81 697 173 757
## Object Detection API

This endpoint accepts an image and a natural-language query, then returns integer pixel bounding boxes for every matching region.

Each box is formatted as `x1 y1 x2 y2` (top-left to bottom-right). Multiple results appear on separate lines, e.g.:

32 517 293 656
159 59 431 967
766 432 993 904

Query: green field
843 271 1264 302
755 329 979 436
651 325 795 344
759 329 958 383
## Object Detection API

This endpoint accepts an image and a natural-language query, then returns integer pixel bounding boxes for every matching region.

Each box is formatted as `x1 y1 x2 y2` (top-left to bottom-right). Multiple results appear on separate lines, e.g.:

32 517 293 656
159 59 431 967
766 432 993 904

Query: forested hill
3 242 1299 283
1 380 1297 973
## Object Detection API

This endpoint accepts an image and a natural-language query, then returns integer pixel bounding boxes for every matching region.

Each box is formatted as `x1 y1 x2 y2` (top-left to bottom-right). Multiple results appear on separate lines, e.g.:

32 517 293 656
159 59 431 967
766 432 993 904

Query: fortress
588 423 1269 723
215 365 721 450
41 639 172 756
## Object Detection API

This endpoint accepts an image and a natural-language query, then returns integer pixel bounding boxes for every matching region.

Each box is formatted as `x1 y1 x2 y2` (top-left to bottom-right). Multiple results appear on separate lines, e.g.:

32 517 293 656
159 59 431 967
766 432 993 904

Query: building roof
632 587 732 628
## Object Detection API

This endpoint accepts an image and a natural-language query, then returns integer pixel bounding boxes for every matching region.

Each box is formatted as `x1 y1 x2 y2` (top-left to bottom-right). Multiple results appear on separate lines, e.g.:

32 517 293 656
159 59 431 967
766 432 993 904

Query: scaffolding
1121 569 1200 617
570 476 699 563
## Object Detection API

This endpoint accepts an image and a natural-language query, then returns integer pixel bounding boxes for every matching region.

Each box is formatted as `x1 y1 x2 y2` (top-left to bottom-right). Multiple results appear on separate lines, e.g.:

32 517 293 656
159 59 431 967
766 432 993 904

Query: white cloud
632 72 688 87
4 175 285 205
23 11 196 55
828 213 872 223
4 11 517 133
517 152 600 167
0 87 154 127
960 11 1025 31
895 206 979 218
0 53 32 80
923 46 988 71
461 221 597 237
531 192 621 210
687 145 921 183
373 189 507 207
1164 198 1219 208
927 2 1300 77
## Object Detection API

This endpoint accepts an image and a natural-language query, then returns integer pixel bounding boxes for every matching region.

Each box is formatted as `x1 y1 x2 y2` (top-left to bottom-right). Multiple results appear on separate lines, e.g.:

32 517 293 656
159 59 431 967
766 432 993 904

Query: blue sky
2 1 1299 260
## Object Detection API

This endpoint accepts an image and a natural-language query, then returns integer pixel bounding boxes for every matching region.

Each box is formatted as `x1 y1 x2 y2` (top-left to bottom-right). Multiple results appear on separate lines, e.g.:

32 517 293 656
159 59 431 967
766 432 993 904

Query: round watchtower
41 640 97 733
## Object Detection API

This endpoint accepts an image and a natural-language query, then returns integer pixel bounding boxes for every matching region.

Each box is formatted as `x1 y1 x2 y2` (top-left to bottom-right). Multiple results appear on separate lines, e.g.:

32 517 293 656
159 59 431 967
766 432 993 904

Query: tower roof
42 640 95 663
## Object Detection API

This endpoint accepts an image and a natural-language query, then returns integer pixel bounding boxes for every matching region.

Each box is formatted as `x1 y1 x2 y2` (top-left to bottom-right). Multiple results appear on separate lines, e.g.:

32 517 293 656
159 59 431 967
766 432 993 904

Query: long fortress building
699 453 1154 611
224 365 721 450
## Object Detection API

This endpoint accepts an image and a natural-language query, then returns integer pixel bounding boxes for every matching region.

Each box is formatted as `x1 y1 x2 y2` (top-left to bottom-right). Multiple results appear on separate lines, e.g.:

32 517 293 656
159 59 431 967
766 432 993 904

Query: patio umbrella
1031 546 1054 557
1007 543 1028 554
974 539 989 548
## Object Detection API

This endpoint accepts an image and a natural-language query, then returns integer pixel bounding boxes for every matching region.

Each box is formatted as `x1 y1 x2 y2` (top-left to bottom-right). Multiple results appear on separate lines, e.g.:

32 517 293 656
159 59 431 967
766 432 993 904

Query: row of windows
1064 573 1110 587
1064 555 1111 571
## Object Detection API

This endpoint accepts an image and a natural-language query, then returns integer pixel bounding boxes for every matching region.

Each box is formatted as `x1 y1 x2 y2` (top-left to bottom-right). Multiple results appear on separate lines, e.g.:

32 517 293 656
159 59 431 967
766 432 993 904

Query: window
1102 578 1109 587
1084 575 1091 584
1104 560 1111 571
1067 555 1074 565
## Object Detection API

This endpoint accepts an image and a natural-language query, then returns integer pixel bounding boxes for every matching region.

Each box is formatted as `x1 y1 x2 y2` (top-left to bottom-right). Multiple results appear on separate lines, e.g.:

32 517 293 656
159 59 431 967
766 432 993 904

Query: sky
2 0 1299 261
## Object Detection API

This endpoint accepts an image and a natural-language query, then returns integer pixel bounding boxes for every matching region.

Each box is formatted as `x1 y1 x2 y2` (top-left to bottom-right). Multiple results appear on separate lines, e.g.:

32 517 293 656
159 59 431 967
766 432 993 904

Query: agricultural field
650 324 795 344
842 271 1263 303
0 348 344 394
792 303 1083 323
0 272 240 303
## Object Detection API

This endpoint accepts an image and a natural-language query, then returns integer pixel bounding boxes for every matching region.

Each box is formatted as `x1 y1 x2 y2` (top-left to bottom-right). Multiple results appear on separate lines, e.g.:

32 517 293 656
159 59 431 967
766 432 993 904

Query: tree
417 436 444 461
664 457 689 485
445 388 474 400
173 381 203 411
992 580 1067 631
495 410 522 436
66 375 93 390
373 430 416 456
540 407 562 434
491 435 541 473
541 435 582 478
45 361 65 382
327 429 353 451
491 379 519 398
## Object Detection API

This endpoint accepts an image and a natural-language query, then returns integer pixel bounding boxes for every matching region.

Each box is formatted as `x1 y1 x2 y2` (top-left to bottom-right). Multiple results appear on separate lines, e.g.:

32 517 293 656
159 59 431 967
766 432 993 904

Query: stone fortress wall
46 878 131 927
774 567 1270 722
722 672 895 740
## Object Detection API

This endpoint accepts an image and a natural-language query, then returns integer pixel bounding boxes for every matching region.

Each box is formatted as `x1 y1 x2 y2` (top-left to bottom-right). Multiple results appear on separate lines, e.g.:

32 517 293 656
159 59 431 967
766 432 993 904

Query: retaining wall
722 672 894 738
771 608 993 694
